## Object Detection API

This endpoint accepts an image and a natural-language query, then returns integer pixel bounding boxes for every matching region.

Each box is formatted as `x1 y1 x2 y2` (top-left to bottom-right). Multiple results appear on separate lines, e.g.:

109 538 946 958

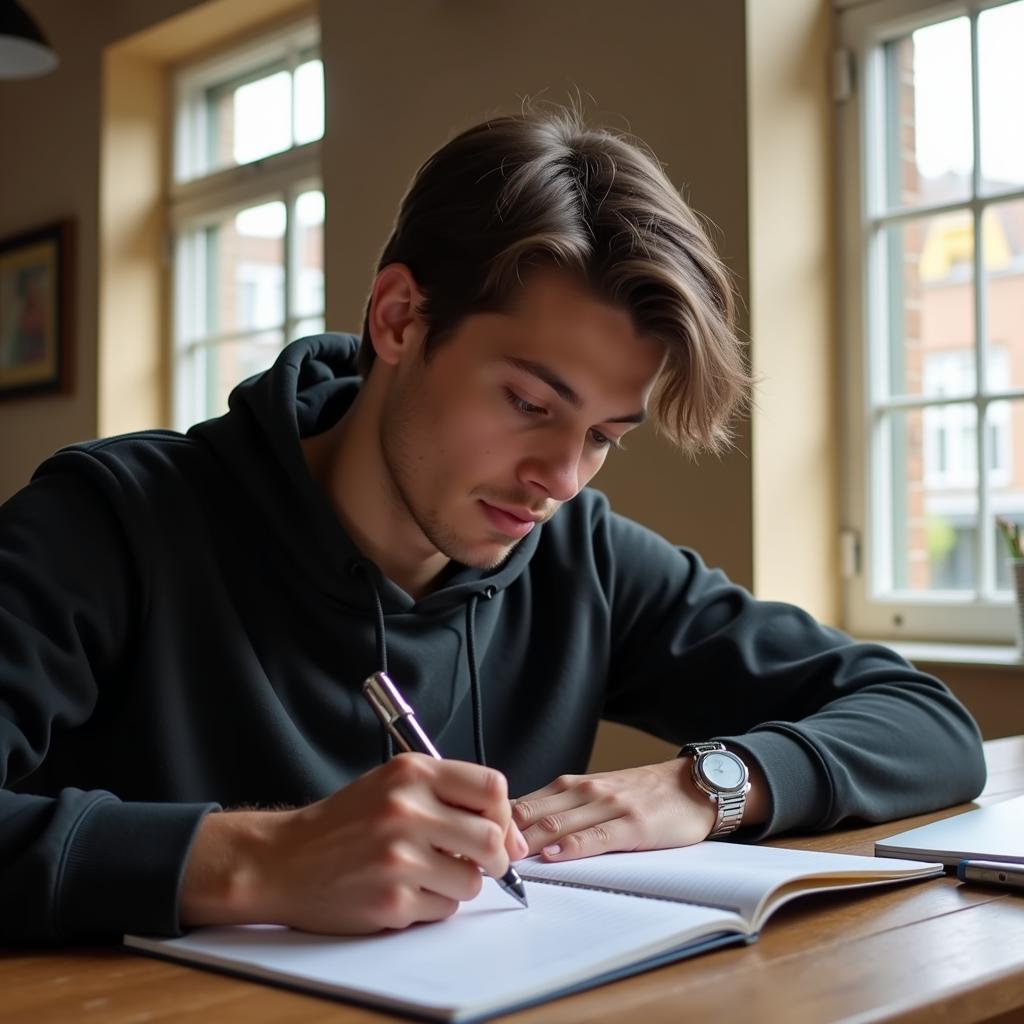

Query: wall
747 0 838 617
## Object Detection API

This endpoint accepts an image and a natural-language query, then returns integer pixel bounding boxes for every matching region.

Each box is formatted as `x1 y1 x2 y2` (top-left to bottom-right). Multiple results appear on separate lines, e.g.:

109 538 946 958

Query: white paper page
519 843 940 924
126 877 742 1019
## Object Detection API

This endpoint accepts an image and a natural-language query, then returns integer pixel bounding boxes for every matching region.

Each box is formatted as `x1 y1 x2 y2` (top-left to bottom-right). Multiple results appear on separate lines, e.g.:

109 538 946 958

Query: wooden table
3 737 1023 1024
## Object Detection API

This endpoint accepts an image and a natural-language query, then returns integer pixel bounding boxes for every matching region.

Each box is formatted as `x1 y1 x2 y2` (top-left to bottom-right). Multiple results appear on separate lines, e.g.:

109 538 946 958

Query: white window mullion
283 182 295 344
865 38 890 593
970 9 995 598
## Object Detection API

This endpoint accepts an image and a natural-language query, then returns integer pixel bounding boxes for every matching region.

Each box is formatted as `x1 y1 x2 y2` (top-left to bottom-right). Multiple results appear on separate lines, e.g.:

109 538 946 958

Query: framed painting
0 219 73 398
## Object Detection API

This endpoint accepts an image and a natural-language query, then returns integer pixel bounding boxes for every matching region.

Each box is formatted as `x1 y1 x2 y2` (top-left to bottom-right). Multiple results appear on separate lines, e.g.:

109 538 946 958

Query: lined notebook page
127 878 743 1019
519 843 939 924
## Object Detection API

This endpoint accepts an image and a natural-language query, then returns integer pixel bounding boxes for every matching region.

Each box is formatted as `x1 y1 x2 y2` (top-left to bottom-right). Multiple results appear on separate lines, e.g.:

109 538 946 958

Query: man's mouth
478 501 541 539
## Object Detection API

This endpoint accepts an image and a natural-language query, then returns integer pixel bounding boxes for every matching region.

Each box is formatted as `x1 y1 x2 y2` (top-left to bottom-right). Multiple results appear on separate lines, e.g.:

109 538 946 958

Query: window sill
864 639 1023 669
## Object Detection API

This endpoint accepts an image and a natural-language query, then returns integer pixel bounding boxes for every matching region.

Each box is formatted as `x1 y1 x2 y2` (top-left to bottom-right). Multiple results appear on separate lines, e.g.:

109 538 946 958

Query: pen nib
502 874 528 907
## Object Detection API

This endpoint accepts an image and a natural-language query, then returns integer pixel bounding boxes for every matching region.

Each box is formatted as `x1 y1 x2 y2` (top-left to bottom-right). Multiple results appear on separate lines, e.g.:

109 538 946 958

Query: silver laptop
875 795 1024 868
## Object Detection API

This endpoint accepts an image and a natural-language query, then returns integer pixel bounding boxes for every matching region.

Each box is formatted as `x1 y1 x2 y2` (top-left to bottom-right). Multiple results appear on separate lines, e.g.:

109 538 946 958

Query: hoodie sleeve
0 461 216 945
595 505 987 839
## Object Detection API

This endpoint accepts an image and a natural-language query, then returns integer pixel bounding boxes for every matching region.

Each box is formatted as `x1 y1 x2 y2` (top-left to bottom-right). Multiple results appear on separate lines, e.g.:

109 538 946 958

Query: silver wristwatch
680 741 750 839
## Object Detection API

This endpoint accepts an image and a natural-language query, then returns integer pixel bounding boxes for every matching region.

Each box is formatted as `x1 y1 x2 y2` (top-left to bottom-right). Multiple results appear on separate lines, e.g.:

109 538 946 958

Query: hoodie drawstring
465 593 486 767
465 585 496 765
352 561 394 763
352 560 495 767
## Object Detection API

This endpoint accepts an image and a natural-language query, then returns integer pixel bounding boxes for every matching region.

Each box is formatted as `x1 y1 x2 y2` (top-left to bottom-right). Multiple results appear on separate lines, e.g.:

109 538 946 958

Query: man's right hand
178 753 528 937
179 753 529 934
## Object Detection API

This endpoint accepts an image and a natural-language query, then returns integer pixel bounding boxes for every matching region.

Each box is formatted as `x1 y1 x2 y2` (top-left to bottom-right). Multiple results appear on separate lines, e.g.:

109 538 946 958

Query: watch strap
680 741 726 757
707 789 746 838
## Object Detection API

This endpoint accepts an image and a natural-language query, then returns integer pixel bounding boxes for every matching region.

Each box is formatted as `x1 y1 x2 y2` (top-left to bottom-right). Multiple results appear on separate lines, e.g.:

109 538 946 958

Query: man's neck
300 389 449 601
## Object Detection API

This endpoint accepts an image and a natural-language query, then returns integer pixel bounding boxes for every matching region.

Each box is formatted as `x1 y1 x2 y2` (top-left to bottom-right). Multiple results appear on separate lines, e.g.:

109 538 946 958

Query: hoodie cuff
711 728 833 841
59 797 220 939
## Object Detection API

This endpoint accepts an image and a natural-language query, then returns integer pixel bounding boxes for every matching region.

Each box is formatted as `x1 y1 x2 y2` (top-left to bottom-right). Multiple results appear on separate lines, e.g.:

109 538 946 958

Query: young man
0 110 985 945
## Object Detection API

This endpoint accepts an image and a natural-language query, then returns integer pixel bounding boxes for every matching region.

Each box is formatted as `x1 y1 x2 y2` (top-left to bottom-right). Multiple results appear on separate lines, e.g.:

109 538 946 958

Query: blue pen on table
362 670 528 908
958 859 1024 893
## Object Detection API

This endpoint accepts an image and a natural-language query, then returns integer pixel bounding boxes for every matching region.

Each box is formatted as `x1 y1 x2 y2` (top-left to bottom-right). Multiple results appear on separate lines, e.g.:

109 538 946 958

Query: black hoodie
0 333 986 944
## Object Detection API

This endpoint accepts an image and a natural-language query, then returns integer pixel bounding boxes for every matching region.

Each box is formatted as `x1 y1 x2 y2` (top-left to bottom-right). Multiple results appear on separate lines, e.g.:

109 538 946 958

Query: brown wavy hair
358 106 750 455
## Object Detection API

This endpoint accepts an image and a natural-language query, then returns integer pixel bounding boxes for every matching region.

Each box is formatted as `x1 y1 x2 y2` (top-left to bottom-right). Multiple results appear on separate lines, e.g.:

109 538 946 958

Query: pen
362 671 528 908
958 860 1024 893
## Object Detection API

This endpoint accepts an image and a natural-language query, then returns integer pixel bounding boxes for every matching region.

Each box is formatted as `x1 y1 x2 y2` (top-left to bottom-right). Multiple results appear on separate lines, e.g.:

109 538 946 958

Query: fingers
421 845 487 903
384 755 518 880
409 889 461 926
516 801 634 860
511 785 590 853
423 796 513 881
540 817 632 861
512 773 582 804
394 753 511 827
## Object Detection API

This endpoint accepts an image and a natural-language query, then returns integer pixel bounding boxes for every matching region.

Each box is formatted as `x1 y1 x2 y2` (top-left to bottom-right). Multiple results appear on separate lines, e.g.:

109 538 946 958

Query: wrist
676 757 718 835
179 810 284 927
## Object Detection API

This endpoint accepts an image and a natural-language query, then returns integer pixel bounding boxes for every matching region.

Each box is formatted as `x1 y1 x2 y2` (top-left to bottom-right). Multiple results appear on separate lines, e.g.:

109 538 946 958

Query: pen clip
362 671 442 759
362 671 411 725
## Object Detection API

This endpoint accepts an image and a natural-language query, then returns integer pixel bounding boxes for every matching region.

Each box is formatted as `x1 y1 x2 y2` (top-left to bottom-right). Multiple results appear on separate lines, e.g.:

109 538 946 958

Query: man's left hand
510 759 720 861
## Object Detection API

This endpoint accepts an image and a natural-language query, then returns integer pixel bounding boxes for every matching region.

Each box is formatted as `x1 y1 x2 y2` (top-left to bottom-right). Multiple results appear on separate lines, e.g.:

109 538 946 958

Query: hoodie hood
187 333 543 617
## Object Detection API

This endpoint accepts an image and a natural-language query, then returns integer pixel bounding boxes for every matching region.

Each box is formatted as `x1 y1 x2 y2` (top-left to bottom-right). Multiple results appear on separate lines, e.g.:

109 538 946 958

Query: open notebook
125 842 941 1023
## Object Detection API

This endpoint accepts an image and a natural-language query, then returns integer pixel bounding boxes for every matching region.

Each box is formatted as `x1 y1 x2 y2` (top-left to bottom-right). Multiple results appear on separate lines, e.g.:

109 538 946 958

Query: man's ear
366 264 427 367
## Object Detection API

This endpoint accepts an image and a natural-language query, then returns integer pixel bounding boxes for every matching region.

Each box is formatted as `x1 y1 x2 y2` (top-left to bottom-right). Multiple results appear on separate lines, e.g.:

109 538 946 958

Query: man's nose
519 437 583 502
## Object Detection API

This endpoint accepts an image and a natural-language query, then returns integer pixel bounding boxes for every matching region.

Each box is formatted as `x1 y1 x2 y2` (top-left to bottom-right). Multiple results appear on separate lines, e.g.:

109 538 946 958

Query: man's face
379 271 665 569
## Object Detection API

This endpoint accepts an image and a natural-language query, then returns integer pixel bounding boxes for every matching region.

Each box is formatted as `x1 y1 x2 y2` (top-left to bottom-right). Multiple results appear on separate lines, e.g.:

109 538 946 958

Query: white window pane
982 201 1024 392
290 317 325 342
199 333 284 421
197 201 286 336
236 201 286 238
979 2 1024 193
883 215 975 398
885 18 972 209
234 70 292 165
294 60 324 145
293 189 324 318
883 405 977 593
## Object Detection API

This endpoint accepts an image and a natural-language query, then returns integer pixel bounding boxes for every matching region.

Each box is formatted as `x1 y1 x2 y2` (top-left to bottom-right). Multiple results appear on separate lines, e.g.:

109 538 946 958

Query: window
838 0 1024 642
170 20 324 430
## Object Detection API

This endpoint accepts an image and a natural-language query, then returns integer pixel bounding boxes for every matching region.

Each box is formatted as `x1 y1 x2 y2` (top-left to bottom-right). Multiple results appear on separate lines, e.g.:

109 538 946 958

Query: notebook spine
520 876 691 906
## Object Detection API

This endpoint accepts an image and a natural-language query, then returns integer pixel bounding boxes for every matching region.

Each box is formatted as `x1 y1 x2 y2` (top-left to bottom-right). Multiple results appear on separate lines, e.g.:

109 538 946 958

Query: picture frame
0 219 74 399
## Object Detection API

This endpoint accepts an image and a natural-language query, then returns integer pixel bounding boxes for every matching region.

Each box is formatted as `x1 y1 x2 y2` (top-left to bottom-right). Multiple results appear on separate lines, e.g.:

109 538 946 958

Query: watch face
699 751 746 791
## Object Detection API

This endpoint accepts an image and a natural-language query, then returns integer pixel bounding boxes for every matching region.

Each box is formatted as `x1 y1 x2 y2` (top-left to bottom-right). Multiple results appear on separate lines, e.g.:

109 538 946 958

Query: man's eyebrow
503 356 646 424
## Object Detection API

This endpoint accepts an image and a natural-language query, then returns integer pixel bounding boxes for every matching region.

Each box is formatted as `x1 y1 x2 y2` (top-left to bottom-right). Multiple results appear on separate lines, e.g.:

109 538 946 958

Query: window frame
838 0 1024 643
168 18 323 432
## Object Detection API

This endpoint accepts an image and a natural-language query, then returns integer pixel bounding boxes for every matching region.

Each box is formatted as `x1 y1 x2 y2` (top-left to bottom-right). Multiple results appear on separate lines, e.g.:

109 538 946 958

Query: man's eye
589 429 620 450
504 387 546 415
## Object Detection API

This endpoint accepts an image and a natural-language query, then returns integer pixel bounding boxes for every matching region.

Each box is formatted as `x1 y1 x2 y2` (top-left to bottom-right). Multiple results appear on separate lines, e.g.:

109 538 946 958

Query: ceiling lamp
0 1 58 79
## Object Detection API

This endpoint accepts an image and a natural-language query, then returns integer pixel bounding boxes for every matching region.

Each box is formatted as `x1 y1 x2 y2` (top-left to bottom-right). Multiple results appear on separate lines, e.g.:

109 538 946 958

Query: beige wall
748 0 837 617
